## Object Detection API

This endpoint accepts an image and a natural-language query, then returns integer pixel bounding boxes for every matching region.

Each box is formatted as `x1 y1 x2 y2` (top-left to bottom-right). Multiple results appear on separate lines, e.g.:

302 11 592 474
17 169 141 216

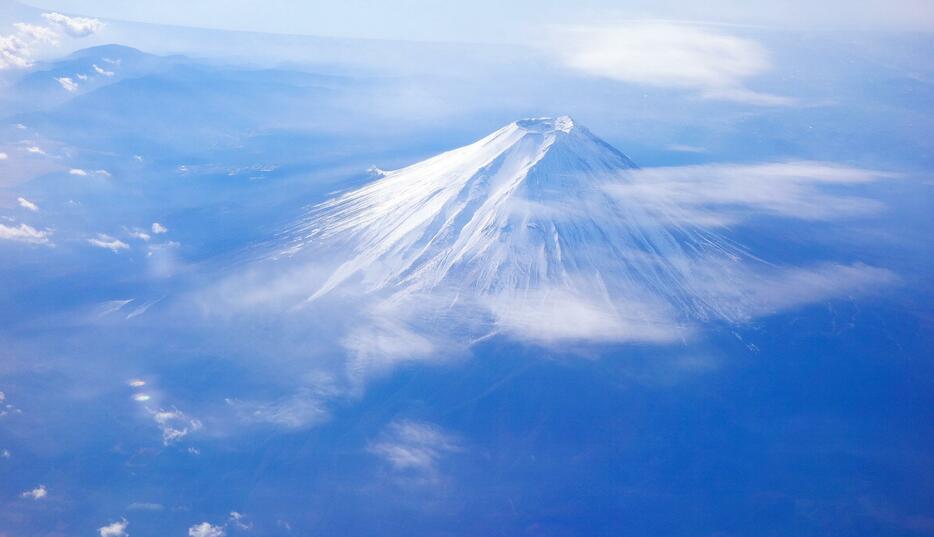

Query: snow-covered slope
282 116 749 327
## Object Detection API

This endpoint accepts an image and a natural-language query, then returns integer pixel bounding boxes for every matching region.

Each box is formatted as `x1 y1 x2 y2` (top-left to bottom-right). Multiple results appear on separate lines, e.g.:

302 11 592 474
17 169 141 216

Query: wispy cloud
228 512 252 530
0 222 52 245
127 502 163 511
17 197 39 212
225 389 331 429
41 12 104 38
69 168 112 177
369 420 461 480
21 484 47 500
551 22 794 106
88 234 130 252
608 161 896 226
151 407 202 445
98 519 129 537
127 229 151 241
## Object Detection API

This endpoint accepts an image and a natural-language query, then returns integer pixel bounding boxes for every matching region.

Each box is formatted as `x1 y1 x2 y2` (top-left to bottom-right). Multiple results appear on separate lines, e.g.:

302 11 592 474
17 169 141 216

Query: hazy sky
19 0 934 43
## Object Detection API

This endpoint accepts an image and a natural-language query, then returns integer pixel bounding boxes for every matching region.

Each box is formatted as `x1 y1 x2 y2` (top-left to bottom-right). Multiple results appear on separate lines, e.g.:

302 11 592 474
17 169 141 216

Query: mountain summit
284 117 746 330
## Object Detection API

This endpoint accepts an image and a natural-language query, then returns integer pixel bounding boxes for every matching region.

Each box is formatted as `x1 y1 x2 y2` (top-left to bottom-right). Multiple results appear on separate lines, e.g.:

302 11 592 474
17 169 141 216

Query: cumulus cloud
98 519 128 537
188 522 225 537
1 13 102 70
11 23 58 45
608 161 896 226
0 33 32 69
56 76 79 92
552 22 793 105
88 234 130 252
26 146 45 155
151 222 168 234
369 420 461 478
21 484 47 500
0 222 52 245
41 12 104 38
0 152 7 160
17 197 39 212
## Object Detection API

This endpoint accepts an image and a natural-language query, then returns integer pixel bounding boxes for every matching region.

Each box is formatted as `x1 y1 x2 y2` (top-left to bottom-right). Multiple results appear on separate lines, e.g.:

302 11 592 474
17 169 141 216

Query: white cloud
17 197 39 212
151 222 168 234
77 73 88 80
26 146 45 155
12 23 58 45
133 393 151 402
93 63 115 77
225 382 334 429
128 230 151 241
608 161 896 226
0 33 32 70
21 484 47 500
0 222 52 245
98 519 128 537
1 448 10 458
1 14 102 71
485 286 685 345
228 512 252 530
128 379 146 387
151 408 202 445
188 522 225 537
70 168 112 177
552 22 793 106
0 152 7 160
88 234 130 252
369 420 461 476
41 12 104 38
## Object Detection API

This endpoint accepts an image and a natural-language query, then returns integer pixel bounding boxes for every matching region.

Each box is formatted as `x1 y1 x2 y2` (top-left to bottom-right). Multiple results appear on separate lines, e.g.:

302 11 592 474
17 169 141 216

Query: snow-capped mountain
281 116 750 331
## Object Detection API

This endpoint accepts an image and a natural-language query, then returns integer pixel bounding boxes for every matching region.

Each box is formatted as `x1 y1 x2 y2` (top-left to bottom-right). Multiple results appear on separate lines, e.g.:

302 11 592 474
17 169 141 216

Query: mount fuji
255 116 889 344
264 117 757 340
